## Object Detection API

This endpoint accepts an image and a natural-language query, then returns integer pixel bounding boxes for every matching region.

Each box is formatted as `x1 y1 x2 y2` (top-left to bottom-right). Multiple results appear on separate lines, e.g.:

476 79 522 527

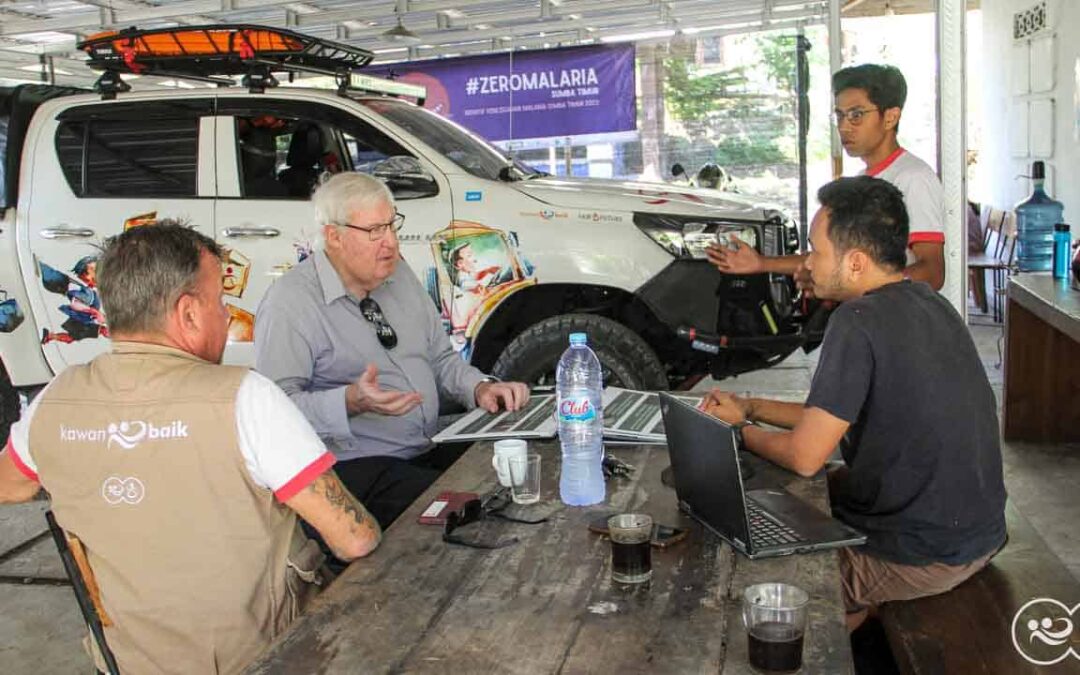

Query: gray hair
97 220 222 334
312 172 394 229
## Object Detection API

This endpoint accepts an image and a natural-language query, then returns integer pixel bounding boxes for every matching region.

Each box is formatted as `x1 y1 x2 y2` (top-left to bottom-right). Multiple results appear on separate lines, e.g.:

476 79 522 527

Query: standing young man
710 64 946 292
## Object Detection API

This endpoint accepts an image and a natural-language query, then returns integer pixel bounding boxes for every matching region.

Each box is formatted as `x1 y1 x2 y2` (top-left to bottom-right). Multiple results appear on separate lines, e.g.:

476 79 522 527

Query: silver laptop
660 393 866 559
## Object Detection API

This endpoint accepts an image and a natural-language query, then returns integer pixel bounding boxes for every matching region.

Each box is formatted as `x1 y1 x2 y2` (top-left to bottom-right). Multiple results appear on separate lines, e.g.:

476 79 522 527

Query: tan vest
29 342 325 674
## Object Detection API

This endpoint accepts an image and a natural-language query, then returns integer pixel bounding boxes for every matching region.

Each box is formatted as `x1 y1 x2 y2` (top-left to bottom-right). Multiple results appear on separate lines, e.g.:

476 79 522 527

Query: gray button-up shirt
255 251 486 461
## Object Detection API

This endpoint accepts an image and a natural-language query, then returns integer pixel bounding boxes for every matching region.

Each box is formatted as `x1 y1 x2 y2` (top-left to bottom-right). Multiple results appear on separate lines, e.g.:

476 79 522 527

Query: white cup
492 439 528 487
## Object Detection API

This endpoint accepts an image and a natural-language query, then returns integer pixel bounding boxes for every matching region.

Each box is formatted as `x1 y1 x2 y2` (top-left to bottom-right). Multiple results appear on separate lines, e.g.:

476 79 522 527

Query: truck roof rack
76 24 425 102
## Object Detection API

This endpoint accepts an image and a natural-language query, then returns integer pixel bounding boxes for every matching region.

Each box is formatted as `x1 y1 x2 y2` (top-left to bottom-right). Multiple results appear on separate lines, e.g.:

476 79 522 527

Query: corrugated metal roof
0 0 833 87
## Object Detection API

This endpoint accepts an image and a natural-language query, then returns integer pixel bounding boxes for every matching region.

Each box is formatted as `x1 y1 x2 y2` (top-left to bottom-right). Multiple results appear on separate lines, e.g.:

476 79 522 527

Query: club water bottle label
558 396 596 423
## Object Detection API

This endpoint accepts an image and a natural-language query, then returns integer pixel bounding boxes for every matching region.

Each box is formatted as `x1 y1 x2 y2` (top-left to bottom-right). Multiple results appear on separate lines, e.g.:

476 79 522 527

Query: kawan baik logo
59 420 190 449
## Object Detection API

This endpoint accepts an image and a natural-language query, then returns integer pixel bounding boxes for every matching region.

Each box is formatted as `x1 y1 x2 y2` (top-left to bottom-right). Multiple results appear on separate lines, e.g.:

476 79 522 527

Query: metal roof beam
368 12 822 64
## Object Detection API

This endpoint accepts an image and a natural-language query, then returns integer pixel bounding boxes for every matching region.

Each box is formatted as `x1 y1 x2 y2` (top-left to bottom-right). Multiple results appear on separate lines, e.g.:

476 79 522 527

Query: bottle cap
1055 223 1070 232
1031 161 1045 180
569 332 587 346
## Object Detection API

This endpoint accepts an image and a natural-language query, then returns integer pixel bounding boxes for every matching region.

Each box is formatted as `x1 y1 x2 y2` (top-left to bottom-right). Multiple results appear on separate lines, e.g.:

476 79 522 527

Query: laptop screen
659 393 752 549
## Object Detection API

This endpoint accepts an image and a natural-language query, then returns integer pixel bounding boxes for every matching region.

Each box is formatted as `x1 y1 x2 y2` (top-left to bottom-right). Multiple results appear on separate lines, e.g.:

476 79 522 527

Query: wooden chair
967 206 999 314
967 208 1016 322
46 511 121 675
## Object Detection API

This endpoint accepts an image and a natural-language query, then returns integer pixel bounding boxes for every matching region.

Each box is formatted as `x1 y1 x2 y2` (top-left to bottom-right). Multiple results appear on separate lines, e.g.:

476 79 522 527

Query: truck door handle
222 227 281 239
40 227 95 239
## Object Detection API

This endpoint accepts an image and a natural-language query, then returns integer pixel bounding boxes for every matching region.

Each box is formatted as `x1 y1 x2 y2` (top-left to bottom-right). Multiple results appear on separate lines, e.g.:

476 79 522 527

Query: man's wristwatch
731 419 757 448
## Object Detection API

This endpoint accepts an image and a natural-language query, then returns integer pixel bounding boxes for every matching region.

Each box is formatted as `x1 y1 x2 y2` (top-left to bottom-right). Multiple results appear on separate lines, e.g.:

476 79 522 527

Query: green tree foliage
664 57 751 124
756 34 798 93
664 54 791 167
714 135 787 165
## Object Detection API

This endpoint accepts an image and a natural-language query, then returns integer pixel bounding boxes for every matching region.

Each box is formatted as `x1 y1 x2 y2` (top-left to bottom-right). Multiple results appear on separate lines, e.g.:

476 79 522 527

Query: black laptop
659 393 866 559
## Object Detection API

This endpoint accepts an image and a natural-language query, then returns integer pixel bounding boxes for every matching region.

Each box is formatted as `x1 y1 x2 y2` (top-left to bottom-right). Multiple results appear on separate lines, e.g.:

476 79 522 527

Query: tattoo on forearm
300 472 383 560
321 475 365 523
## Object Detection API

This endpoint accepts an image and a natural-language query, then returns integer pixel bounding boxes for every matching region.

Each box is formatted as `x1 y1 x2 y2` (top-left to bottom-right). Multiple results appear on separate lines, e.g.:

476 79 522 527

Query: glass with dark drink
608 514 652 584
742 582 809 673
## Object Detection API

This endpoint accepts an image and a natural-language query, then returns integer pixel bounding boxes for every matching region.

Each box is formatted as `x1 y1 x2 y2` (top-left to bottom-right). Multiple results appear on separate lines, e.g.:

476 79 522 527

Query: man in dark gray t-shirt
702 176 1005 631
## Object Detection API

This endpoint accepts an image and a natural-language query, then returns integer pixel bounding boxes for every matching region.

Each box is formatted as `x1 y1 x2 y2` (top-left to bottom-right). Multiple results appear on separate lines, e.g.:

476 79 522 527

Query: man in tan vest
0 222 382 674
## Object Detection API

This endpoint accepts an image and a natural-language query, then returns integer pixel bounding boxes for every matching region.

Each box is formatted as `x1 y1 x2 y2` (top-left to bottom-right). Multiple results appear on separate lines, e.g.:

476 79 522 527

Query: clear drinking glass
507 453 541 505
608 513 653 584
742 582 809 673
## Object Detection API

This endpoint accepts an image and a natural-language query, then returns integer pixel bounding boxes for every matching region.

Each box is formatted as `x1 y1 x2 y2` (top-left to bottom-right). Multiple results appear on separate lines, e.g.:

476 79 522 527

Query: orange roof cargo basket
78 24 374 77
73 24 427 101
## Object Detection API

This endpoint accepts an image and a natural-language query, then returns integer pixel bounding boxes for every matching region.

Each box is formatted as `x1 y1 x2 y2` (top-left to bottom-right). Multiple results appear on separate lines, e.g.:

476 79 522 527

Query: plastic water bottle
1015 161 1064 272
556 332 605 506
1052 224 1071 280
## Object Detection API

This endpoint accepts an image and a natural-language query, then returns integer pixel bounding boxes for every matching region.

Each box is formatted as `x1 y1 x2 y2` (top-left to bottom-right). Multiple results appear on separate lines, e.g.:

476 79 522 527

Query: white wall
979 0 1079 218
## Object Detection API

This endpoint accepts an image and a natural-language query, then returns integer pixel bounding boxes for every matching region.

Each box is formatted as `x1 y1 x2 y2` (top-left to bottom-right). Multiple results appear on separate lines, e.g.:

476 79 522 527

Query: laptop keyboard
747 499 806 548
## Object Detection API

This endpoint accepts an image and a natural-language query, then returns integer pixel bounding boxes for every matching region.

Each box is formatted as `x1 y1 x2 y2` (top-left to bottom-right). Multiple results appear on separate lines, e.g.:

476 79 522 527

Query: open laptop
659 393 866 559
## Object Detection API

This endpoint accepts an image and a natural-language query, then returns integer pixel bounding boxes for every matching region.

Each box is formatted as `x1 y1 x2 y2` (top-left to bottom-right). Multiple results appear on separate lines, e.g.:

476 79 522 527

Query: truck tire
491 314 668 390
0 362 19 448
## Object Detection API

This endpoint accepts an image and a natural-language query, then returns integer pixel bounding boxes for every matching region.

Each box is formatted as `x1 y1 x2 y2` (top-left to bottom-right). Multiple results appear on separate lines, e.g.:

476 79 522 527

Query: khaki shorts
839 545 998 613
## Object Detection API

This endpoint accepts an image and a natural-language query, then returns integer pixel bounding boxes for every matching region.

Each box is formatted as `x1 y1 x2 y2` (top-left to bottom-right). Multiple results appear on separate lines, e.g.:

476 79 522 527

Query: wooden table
1004 273 1080 442
246 441 853 674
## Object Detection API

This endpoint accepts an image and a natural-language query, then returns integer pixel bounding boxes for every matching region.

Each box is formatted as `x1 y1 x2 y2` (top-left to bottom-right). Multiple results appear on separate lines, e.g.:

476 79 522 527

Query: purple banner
366 44 636 142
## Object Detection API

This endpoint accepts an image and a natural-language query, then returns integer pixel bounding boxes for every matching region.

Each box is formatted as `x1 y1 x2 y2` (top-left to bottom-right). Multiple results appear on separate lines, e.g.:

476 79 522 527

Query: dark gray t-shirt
806 280 1006 566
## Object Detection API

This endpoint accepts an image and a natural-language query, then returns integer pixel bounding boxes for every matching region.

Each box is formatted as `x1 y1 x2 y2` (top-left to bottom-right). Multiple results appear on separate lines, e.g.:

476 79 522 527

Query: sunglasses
442 488 548 550
359 297 397 349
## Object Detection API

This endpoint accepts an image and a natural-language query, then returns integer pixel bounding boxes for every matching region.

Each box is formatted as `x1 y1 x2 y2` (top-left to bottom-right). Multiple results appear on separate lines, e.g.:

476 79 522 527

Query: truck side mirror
372 156 439 200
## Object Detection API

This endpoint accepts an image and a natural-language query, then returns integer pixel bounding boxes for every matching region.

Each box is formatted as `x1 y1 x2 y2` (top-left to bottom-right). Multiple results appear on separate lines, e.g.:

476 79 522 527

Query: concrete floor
0 323 1076 673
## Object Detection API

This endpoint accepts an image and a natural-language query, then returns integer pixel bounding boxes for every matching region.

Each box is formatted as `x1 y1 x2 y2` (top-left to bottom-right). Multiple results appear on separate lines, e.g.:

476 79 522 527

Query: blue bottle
1014 161 1064 272
556 332 605 506
1053 223 1072 279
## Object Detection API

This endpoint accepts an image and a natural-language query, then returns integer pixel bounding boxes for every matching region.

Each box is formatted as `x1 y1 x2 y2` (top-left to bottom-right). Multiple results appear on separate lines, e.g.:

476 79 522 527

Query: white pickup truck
0 26 817 445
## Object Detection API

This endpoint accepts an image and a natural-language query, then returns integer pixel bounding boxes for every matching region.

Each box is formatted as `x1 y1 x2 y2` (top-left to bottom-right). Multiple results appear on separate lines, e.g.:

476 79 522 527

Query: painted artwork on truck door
425 222 535 359
39 257 109 345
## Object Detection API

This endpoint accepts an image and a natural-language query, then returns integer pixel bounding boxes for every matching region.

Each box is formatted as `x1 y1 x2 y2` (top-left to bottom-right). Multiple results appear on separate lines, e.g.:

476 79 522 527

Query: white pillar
937 0 967 316
828 0 843 179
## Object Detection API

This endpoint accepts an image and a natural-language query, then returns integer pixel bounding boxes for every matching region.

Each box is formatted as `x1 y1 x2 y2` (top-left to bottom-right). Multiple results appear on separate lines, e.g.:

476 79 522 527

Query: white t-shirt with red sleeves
6 370 334 503
863 147 946 263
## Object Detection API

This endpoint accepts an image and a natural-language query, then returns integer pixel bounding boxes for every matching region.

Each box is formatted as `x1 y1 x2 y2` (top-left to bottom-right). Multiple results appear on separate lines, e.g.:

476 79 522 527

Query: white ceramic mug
492 439 528 487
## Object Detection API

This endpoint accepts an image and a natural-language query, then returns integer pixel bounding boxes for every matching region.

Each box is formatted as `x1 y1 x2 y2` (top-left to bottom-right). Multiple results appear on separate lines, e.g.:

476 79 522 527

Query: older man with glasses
256 173 529 535
708 64 946 295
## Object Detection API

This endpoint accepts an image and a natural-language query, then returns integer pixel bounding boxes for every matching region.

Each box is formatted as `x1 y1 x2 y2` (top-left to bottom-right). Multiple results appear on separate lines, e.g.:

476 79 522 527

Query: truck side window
341 128 407 174
55 117 199 198
235 116 290 199
230 112 425 200
220 100 434 200
338 124 438 201
232 115 342 199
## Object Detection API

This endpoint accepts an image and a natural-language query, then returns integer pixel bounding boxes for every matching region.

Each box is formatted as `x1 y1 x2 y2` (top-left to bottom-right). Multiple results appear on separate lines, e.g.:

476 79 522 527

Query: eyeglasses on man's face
338 211 406 241
833 107 880 126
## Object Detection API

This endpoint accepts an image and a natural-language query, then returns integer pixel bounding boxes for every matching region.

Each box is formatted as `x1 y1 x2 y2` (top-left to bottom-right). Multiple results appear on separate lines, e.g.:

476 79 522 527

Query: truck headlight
634 213 760 260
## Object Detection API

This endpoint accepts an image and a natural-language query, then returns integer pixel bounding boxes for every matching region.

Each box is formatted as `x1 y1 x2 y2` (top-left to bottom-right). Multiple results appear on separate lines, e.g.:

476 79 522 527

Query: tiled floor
0 323 1075 673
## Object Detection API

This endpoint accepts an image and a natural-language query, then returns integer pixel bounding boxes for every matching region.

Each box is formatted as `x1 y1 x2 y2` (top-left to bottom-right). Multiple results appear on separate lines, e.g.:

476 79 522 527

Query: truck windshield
360 99 540 181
